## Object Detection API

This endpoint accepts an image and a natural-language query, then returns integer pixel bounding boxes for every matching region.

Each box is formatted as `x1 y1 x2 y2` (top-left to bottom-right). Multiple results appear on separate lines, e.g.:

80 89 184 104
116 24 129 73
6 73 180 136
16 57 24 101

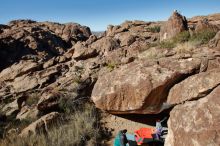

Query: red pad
135 128 155 139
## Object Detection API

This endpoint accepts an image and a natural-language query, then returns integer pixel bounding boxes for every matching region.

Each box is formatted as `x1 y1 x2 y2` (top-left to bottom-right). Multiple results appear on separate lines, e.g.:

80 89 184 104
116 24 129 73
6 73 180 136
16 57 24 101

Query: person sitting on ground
154 117 167 140
114 129 128 146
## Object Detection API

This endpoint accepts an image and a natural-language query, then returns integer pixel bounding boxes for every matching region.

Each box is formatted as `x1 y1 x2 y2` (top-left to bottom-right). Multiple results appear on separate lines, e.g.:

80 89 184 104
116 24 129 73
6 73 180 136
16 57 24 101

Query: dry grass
138 47 165 59
173 42 196 54
0 103 101 146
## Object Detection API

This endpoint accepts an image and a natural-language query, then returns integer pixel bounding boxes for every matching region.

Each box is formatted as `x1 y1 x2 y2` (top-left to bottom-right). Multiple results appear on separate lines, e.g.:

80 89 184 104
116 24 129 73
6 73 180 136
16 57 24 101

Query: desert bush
158 31 190 49
190 29 217 45
138 47 166 59
173 31 190 43
174 42 195 54
159 41 176 49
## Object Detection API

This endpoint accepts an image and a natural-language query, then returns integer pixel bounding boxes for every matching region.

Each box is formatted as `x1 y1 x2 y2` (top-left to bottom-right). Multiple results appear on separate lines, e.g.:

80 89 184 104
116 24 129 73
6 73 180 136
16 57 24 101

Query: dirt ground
101 113 154 145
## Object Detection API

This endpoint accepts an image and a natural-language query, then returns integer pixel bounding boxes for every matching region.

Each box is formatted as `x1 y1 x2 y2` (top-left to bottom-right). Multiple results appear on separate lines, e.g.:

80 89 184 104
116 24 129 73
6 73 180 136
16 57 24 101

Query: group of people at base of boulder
114 117 168 146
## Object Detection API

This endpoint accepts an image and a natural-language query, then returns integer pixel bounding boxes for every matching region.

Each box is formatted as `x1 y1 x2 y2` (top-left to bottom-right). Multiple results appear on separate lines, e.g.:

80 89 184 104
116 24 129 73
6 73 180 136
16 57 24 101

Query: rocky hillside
0 12 220 146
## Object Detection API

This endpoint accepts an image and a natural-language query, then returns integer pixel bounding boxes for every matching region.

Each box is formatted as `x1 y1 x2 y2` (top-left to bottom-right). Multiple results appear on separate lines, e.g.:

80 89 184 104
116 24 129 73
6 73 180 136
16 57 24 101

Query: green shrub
146 26 161 33
157 29 216 49
190 29 217 45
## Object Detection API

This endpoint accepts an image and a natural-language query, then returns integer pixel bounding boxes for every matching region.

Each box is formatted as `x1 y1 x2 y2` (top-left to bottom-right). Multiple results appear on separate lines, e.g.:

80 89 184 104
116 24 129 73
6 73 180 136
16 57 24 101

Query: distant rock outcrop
160 11 188 41
195 19 218 33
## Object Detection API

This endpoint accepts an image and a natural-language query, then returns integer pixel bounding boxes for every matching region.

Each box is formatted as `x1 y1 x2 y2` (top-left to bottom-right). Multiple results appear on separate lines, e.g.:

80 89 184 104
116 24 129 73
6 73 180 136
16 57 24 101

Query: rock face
165 86 220 146
160 11 188 41
92 58 201 114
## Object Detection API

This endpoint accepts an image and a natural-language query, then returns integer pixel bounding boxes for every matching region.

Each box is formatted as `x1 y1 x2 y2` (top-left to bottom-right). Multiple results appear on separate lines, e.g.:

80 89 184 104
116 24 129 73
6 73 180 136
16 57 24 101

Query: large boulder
160 11 188 41
114 32 137 47
72 42 99 60
90 37 120 56
91 58 201 114
165 86 220 146
167 68 220 105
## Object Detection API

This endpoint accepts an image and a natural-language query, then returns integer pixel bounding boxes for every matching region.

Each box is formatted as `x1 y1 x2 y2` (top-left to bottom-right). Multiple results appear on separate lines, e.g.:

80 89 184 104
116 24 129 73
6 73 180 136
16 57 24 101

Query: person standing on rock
114 129 128 146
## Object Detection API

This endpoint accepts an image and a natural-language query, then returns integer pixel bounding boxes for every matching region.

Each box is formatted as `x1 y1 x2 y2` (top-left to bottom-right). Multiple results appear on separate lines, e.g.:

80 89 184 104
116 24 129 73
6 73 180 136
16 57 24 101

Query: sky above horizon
1 0 220 31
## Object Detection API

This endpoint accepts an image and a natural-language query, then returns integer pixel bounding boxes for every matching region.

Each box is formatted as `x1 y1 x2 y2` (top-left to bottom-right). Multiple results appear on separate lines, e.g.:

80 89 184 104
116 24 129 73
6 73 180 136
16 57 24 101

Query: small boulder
37 91 61 112
19 112 60 137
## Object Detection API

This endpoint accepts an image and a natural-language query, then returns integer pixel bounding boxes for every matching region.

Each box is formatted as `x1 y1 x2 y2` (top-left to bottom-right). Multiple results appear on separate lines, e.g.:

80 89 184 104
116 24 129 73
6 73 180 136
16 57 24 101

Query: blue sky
0 0 220 31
